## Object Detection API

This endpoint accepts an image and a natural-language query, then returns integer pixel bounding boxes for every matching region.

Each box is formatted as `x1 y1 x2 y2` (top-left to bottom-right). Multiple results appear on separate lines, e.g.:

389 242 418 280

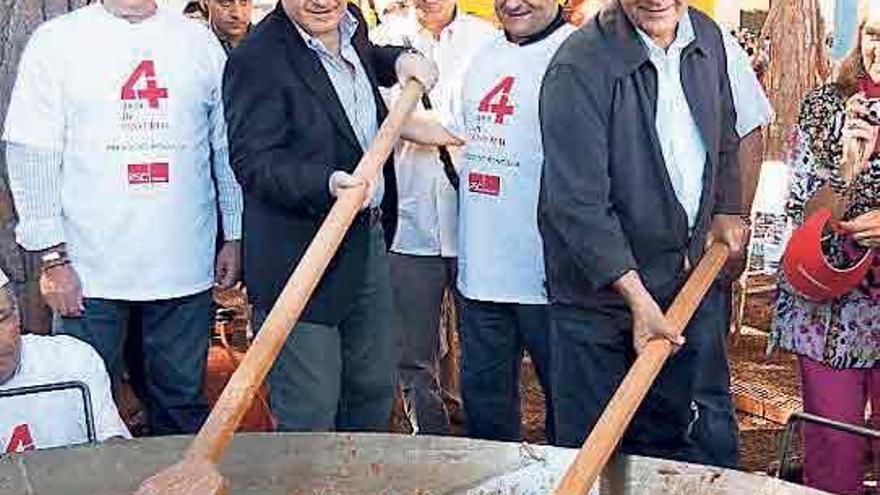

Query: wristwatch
402 46 422 57
40 250 65 264
39 249 69 271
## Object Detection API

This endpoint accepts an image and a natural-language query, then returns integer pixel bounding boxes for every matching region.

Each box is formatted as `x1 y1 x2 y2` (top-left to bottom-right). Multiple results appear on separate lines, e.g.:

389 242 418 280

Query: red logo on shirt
128 163 170 184
5 424 35 453
478 76 516 124
121 61 169 109
468 172 501 196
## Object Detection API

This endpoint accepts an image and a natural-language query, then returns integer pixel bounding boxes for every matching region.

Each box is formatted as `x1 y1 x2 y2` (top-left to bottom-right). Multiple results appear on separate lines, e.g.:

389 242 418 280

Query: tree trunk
0 0 92 333
760 0 829 160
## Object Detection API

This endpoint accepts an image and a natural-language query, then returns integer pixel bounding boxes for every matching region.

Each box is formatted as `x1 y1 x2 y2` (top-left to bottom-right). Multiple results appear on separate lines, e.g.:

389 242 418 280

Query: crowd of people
731 27 769 81
0 0 876 494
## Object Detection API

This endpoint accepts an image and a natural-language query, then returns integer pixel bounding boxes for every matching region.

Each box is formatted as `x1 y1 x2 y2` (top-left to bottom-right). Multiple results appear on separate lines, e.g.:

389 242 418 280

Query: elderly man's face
620 0 688 48
206 0 253 41
495 0 558 43
0 289 21 385
283 0 347 38
415 0 455 30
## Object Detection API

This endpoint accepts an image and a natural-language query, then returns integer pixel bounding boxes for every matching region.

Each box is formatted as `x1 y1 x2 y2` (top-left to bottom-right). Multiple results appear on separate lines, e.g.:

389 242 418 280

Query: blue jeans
551 285 725 461
457 297 555 444
60 291 212 435
258 226 393 432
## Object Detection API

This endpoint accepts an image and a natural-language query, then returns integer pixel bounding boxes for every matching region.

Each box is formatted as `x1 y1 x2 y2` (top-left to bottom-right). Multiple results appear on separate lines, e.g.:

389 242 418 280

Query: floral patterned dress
769 84 880 369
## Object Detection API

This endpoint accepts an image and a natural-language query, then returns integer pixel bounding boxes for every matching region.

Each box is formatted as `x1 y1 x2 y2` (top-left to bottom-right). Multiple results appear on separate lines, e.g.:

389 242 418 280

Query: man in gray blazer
538 0 748 463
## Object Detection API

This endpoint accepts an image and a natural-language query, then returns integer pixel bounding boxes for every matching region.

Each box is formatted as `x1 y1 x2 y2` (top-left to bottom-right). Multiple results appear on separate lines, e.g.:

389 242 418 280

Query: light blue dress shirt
637 12 707 229
295 13 384 206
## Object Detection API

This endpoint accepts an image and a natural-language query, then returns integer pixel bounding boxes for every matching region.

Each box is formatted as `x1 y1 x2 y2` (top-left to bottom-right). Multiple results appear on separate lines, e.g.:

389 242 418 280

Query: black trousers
551 284 726 462
458 297 555 444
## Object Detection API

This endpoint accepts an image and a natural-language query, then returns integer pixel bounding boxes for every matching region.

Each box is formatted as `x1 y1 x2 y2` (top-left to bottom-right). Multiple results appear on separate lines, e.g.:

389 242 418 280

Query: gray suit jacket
538 3 741 311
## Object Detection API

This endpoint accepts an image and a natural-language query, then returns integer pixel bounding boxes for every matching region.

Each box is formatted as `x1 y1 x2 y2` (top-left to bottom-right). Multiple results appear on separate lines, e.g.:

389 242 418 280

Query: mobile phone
859 77 880 126
859 76 880 98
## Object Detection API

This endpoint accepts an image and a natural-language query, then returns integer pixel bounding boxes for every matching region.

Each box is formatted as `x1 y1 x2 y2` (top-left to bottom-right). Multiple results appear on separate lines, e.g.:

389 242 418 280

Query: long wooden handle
186 80 425 464
553 243 730 495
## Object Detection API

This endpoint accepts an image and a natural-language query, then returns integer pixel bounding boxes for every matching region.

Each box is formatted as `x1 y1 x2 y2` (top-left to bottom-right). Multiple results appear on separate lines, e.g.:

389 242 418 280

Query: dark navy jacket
538 3 741 310
223 4 402 324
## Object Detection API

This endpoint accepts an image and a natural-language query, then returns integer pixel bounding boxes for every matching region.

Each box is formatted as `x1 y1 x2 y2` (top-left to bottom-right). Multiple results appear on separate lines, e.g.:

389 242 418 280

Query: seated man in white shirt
0 270 130 453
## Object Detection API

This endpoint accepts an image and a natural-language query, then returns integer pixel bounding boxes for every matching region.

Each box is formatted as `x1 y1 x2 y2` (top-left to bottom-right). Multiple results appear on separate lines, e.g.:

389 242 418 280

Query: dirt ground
389 352 547 443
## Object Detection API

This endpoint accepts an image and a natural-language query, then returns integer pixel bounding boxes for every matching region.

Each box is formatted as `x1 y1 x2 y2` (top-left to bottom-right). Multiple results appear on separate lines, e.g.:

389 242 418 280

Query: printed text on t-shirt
128 163 170 185
468 172 501 196
478 76 516 124
4 424 35 453
121 61 169 109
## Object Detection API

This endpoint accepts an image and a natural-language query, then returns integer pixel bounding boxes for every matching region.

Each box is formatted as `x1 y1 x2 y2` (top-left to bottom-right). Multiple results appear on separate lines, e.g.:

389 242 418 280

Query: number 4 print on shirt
5 424 35 453
121 60 169 109
478 76 515 124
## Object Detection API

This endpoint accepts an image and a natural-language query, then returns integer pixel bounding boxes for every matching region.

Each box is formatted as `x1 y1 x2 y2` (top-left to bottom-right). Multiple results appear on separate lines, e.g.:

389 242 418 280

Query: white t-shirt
0 335 130 453
3 4 229 301
444 24 577 304
373 14 497 257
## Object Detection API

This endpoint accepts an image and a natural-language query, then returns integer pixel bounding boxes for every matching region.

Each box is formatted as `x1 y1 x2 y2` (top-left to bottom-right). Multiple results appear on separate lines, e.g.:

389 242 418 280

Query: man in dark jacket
538 0 748 462
223 0 436 432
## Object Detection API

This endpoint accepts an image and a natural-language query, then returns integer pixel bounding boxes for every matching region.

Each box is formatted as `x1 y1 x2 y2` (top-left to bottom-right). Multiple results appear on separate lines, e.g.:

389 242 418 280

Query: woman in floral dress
770 2 880 493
